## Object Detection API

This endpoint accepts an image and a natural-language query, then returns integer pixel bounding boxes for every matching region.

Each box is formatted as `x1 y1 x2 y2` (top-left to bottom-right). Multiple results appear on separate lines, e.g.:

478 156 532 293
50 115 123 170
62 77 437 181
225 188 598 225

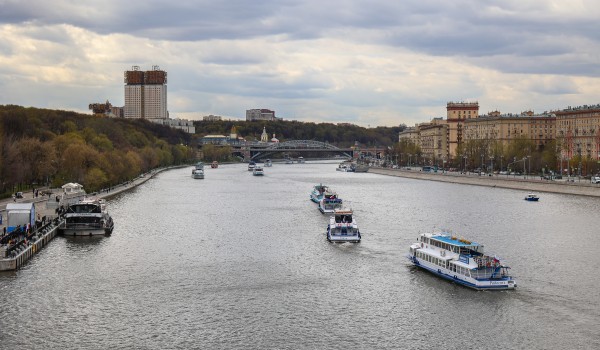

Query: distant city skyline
1 1 599 127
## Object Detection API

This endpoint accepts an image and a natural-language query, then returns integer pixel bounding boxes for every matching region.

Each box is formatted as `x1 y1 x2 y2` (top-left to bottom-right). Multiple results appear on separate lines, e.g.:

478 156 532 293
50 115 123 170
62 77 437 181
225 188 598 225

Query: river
1 161 599 349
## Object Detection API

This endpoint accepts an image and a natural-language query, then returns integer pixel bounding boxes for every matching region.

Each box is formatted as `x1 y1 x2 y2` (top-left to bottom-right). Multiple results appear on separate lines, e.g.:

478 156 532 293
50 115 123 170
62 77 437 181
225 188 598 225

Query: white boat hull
408 256 516 290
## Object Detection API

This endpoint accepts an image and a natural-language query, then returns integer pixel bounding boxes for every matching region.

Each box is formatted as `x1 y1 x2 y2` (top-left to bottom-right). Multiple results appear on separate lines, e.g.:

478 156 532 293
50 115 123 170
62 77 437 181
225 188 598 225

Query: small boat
337 161 354 172
524 193 539 201
195 161 204 170
192 169 205 179
265 159 273 167
253 165 264 176
248 161 256 171
408 232 516 290
211 161 219 168
297 156 305 164
319 194 343 214
327 209 361 243
310 183 330 203
285 158 293 164
59 197 114 236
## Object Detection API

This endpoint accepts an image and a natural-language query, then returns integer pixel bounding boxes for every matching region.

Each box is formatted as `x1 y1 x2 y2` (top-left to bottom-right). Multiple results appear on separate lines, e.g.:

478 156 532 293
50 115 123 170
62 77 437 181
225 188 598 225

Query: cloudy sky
1 0 599 126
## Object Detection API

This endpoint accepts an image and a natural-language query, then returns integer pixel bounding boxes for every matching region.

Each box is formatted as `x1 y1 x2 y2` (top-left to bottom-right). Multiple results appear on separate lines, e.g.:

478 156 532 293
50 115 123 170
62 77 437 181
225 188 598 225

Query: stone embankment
368 168 600 197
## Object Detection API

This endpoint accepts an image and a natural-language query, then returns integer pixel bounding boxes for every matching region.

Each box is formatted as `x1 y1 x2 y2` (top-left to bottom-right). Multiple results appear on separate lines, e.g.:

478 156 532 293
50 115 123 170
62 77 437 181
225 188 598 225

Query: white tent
61 182 84 194
6 203 35 233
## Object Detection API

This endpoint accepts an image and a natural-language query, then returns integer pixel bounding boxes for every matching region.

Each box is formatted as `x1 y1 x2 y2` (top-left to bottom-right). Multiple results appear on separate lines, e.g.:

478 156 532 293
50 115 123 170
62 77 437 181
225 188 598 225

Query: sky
0 0 599 127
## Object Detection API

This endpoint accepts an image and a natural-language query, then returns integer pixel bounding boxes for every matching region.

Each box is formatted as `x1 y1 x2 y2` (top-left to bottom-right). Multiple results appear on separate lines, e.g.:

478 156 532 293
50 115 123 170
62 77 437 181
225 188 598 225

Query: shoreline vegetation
368 167 600 198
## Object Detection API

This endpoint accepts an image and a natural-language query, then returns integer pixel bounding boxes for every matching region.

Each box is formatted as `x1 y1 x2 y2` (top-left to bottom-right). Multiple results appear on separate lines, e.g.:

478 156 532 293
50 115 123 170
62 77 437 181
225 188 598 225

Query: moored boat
408 232 516 290
327 208 361 243
525 193 539 201
319 194 343 214
195 161 204 170
59 197 114 236
337 161 353 172
297 156 305 163
211 161 219 168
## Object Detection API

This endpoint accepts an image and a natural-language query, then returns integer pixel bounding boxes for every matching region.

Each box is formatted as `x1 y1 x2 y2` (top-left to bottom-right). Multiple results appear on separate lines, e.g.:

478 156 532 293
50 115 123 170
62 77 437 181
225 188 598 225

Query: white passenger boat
248 161 256 171
310 183 330 203
253 165 264 176
297 156 305 163
59 197 114 236
327 209 361 243
192 169 205 179
265 159 273 167
336 161 353 172
319 194 343 214
408 232 516 290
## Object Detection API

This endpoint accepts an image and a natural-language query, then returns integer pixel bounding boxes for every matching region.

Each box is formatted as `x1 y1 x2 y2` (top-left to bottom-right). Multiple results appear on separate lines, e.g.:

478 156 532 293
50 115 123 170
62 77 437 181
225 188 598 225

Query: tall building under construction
124 66 167 120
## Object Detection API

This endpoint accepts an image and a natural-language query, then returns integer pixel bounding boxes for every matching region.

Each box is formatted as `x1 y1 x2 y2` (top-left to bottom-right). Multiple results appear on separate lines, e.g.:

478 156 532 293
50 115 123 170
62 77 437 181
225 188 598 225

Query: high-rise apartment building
124 66 167 120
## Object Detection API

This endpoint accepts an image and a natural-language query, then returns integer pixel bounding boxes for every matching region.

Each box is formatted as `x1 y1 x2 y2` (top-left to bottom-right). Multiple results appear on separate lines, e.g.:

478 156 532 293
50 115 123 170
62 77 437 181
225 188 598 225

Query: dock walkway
0 167 180 271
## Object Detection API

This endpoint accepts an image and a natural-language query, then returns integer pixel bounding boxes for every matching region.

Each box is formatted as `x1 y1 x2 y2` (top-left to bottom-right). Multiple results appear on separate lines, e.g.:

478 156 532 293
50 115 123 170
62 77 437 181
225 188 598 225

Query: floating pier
0 218 62 271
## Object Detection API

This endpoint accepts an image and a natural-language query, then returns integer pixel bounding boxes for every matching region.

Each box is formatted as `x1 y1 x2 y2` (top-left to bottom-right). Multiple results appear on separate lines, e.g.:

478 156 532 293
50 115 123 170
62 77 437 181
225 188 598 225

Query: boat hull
60 226 113 236
327 228 360 243
408 256 516 290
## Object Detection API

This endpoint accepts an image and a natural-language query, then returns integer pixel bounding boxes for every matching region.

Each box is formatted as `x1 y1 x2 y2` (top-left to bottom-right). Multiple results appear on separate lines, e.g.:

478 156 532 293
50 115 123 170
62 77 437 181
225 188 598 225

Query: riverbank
368 167 600 197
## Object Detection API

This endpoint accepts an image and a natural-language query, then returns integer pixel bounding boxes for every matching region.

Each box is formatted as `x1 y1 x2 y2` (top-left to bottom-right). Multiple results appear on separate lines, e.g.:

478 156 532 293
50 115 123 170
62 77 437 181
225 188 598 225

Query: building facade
419 118 449 162
203 115 223 121
124 66 168 120
446 102 479 158
246 109 276 121
156 118 195 134
463 111 556 149
555 105 600 161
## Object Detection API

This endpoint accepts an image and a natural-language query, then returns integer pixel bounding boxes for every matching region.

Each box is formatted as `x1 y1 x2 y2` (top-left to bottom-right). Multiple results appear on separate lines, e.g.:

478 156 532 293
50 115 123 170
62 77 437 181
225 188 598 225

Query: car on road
592 176 600 184
15 192 23 198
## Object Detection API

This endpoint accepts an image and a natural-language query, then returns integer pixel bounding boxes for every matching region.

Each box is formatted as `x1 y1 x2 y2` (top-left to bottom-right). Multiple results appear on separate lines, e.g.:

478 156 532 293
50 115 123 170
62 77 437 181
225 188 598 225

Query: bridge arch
250 140 353 160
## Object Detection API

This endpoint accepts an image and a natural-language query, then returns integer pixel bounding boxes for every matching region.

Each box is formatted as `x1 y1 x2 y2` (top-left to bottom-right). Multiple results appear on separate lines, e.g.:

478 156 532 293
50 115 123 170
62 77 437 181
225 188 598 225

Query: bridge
244 140 354 161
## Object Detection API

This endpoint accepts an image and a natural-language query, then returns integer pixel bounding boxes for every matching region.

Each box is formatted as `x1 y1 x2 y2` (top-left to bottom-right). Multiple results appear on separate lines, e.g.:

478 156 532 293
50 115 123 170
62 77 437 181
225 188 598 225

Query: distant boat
524 193 539 201
192 169 205 179
253 165 264 176
211 161 218 168
248 161 256 171
319 194 343 214
265 159 273 167
297 156 305 164
195 162 204 170
310 184 330 203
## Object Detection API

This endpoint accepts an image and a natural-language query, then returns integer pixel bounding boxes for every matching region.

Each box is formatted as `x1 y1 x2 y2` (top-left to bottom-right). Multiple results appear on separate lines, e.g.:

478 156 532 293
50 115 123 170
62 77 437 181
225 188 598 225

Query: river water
1 162 599 349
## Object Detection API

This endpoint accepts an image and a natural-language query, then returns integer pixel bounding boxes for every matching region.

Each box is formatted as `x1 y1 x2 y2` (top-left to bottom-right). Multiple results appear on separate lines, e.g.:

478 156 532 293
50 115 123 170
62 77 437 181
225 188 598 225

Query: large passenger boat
319 194 343 214
59 197 114 236
408 232 516 290
327 209 361 243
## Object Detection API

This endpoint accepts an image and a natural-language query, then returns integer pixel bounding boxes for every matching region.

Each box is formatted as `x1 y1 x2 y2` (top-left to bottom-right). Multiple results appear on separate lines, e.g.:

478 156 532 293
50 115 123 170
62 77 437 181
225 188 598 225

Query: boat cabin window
335 215 352 223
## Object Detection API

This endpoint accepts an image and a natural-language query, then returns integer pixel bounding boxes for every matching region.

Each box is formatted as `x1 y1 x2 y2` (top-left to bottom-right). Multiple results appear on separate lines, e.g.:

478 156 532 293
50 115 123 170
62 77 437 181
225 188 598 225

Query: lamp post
490 156 494 175
500 155 504 175
463 156 467 174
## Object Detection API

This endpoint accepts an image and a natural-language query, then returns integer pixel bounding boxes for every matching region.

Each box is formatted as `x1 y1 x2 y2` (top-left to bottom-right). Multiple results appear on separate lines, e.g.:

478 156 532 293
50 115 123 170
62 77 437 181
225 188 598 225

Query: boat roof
334 209 353 215
428 233 481 248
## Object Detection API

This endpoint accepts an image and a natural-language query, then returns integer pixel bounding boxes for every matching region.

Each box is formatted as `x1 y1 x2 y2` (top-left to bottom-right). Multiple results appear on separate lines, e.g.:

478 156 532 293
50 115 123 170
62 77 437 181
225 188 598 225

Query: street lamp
490 156 494 175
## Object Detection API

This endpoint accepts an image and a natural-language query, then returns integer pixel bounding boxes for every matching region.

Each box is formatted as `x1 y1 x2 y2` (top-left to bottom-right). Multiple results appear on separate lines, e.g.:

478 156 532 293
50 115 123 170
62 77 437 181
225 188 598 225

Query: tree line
192 120 405 147
0 105 195 196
